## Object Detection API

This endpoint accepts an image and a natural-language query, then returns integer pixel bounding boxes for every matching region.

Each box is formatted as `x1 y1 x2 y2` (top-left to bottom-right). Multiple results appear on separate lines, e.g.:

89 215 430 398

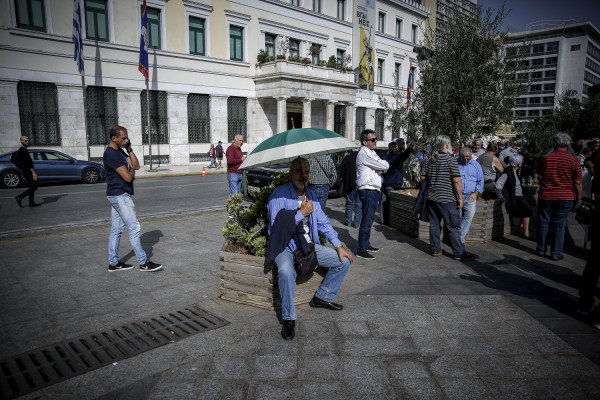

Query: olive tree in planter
220 172 324 309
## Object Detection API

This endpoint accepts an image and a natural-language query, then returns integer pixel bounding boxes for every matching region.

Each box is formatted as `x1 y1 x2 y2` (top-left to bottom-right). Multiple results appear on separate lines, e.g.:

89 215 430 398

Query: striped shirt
422 153 460 202
537 150 582 201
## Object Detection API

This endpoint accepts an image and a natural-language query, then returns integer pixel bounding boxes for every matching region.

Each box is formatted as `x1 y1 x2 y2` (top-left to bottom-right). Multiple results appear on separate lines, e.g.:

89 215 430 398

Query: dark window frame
14 0 46 32
188 93 210 143
141 90 169 144
230 25 243 61
84 0 109 42
146 6 161 49
189 16 205 55
17 81 61 146
86 86 118 145
227 96 247 142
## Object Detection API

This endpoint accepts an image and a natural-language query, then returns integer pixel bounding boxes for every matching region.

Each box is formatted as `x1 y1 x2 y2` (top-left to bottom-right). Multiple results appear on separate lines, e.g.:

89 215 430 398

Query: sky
476 0 600 33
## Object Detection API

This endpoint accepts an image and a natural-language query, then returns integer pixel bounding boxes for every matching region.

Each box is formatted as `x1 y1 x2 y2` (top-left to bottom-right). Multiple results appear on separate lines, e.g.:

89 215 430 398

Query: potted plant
326 55 337 68
277 36 290 60
256 49 270 65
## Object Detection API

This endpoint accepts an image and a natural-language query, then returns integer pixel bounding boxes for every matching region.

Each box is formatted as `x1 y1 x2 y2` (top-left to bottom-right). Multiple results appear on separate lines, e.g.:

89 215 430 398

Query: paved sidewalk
1 192 599 399
135 164 226 178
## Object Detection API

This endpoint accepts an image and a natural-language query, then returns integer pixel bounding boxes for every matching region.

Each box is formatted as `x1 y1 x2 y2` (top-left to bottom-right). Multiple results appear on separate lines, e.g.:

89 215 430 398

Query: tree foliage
516 117 554 161
406 4 528 145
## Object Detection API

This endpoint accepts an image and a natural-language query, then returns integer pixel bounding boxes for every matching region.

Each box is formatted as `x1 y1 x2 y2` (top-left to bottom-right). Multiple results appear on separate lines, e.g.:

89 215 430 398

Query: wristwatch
127 149 133 153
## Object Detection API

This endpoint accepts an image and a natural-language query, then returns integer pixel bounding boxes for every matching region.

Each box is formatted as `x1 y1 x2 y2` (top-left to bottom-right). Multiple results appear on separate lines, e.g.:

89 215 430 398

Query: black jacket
17 147 33 173
265 209 311 264
340 151 358 195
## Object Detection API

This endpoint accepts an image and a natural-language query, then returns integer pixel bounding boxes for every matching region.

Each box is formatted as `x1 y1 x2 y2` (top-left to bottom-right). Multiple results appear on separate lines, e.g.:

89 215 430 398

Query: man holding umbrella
266 158 354 341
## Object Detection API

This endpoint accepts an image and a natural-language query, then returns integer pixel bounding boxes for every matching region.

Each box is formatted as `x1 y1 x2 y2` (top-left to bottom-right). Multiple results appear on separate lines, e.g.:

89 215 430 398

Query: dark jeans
427 200 465 258
579 199 600 310
357 189 380 253
536 199 573 258
344 188 361 227
17 171 38 204
308 184 329 211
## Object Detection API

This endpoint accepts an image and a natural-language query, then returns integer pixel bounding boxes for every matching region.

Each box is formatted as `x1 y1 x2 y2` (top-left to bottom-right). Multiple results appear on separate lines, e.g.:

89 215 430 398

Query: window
334 105 346 137
355 107 366 140
514 110 527 118
531 58 543 67
546 41 559 52
543 96 554 104
571 44 581 51
546 57 557 65
545 70 556 78
147 7 161 49
395 18 402 39
544 83 555 91
17 81 60 145
529 110 540 117
86 86 118 145
14 0 46 32
227 97 247 141
529 97 540 104
532 44 544 54
394 63 401 87
289 39 300 58
530 71 542 79
189 16 205 55
290 0 299 5
378 12 385 33
85 0 109 41
188 94 210 143
375 109 384 140
530 84 542 92
542 109 553 116
230 25 243 61
141 90 168 144
265 33 276 58
337 49 345 66
337 0 345 20
311 43 321 65
411 24 418 43
377 59 384 84
313 0 322 13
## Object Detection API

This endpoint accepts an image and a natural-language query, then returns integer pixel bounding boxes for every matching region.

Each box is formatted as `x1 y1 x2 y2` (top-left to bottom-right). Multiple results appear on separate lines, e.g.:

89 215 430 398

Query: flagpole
146 78 152 170
81 75 90 161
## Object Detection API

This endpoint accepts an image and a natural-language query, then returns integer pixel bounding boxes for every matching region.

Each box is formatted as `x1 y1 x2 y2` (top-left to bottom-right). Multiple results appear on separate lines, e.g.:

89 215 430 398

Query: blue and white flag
138 0 149 81
72 0 84 75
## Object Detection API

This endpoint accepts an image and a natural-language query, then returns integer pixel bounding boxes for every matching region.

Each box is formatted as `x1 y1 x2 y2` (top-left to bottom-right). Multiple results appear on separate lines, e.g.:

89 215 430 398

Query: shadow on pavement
121 229 164 262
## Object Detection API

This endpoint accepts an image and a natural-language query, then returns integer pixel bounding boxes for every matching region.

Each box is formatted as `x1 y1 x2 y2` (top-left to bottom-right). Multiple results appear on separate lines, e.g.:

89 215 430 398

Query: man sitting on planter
266 157 354 341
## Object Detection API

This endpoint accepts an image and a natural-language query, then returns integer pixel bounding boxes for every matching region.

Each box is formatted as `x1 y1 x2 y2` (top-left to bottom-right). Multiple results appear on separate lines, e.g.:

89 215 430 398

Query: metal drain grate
0 306 229 399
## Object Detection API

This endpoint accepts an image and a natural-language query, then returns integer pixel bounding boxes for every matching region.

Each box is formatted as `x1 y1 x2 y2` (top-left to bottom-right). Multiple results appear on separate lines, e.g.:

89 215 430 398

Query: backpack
10 151 23 170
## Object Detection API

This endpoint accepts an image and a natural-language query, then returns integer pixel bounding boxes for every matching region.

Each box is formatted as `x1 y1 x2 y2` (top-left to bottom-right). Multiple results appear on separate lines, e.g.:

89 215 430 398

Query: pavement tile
436 376 490 400
247 379 298 400
335 320 371 336
340 337 418 356
296 380 349 400
296 320 337 338
298 356 343 380
384 359 432 379
390 377 444 400
254 355 298 379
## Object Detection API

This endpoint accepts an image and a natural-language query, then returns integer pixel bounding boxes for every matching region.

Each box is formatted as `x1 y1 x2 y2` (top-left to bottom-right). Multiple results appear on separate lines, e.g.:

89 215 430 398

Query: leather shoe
431 250 443 256
281 320 295 341
15 196 23 208
309 295 343 311
551 254 564 261
29 202 42 207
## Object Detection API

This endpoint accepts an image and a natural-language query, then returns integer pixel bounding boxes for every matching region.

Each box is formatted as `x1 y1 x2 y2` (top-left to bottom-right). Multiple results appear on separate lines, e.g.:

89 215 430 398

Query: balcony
255 59 356 85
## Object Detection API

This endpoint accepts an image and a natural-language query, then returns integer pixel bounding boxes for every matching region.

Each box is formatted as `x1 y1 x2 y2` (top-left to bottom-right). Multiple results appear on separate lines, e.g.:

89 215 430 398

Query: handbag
291 242 318 275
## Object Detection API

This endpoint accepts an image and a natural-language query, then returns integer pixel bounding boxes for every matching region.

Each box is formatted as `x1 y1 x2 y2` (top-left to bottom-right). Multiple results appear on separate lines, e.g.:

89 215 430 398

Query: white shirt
356 147 389 191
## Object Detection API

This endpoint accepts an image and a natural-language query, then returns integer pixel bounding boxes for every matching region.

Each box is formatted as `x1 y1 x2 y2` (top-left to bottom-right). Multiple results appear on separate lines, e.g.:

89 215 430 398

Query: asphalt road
0 174 229 236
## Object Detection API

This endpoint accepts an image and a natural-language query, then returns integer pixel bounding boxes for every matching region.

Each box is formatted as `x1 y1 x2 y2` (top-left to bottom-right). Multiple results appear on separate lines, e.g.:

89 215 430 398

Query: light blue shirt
458 159 484 195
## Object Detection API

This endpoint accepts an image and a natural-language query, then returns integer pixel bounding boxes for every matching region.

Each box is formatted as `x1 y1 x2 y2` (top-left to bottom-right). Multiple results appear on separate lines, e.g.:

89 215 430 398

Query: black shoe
309 295 343 311
29 202 41 207
140 260 163 272
551 254 564 261
108 260 134 272
367 245 380 252
454 252 476 261
281 320 295 341
15 196 23 208
356 251 375 260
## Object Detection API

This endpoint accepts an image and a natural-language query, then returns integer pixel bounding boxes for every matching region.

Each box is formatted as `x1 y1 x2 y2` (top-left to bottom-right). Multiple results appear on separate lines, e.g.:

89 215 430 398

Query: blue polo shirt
103 147 134 196
458 158 484 195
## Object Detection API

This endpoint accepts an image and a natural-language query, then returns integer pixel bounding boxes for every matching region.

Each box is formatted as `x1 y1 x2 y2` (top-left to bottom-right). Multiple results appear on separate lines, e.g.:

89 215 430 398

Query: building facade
506 22 600 132
0 0 430 165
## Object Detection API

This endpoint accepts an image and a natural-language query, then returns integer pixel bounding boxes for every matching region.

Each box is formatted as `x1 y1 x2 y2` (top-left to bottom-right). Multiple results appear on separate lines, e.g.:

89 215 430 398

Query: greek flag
138 0 149 81
406 66 414 109
72 0 84 75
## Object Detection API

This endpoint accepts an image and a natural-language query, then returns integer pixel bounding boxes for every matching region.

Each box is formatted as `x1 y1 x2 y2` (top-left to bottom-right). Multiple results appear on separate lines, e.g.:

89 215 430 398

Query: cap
218 140 222 143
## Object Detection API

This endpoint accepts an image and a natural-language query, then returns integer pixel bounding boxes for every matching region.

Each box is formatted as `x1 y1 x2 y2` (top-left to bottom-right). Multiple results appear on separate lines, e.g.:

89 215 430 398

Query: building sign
353 0 376 91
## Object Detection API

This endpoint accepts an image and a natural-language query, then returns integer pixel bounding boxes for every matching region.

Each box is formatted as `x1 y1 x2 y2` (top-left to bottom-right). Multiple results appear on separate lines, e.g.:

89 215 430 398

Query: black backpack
10 151 23 170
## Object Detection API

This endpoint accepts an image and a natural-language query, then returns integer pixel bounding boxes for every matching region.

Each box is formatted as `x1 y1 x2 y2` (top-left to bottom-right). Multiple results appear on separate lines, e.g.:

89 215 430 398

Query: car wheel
82 168 100 184
1 170 23 188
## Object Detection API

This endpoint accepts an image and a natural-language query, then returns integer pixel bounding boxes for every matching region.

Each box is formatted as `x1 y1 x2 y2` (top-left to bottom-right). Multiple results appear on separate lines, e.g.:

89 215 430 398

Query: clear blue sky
477 0 600 32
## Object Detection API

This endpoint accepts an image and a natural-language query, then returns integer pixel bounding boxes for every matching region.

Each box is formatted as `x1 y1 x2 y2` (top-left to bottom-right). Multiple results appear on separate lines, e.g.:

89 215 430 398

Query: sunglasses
366 138 377 143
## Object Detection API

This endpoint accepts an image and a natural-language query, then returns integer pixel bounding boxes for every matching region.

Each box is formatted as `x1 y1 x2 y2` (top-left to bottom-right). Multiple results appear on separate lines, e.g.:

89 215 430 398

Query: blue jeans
308 184 329 211
274 244 351 321
209 158 217 168
536 199 573 258
344 189 362 227
357 189 381 253
227 173 243 197
107 193 147 265
460 193 477 243
428 200 465 258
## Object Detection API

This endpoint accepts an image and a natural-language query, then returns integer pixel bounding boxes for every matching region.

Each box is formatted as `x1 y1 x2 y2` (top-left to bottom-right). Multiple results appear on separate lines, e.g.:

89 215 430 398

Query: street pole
146 79 152 171
81 75 90 161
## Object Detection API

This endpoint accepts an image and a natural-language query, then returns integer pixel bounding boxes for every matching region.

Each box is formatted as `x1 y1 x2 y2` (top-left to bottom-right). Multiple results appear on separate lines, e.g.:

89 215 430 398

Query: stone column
365 107 376 132
117 88 144 165
0 80 21 152
302 98 313 128
345 102 355 141
167 92 188 165
210 95 229 143
246 97 262 149
325 100 336 131
276 96 289 133
56 84 88 160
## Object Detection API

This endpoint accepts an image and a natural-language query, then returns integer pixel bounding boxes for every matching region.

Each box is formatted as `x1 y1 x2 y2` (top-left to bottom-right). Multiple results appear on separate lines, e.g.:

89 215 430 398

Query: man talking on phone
103 125 162 272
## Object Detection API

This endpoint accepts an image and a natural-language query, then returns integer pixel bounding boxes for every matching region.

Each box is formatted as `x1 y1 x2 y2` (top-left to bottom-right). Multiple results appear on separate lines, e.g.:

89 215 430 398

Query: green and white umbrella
240 128 358 170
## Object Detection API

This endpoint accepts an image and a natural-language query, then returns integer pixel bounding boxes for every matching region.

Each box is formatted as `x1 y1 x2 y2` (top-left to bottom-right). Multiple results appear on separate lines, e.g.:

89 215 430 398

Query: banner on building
139 0 149 81
353 0 376 91
72 0 84 75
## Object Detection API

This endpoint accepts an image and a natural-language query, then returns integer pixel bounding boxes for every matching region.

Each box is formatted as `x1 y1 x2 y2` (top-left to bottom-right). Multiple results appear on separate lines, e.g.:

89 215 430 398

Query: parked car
0 149 105 188
241 150 352 201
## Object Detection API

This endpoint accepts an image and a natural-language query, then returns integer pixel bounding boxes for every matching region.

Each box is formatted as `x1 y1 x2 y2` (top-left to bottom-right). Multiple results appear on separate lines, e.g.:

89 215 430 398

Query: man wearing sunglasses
356 129 389 259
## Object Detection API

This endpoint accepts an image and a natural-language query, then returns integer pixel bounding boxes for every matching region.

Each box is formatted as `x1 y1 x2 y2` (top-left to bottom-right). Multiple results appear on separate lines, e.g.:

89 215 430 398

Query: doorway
287 112 302 130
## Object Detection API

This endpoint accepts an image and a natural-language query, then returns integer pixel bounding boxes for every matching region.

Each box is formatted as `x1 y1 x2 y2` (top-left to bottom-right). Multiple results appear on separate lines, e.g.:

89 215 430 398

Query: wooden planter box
389 190 511 242
219 244 324 310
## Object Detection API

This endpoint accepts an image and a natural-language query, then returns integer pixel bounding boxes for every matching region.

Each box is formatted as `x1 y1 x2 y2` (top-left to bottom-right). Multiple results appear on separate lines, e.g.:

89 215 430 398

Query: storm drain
0 306 229 399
